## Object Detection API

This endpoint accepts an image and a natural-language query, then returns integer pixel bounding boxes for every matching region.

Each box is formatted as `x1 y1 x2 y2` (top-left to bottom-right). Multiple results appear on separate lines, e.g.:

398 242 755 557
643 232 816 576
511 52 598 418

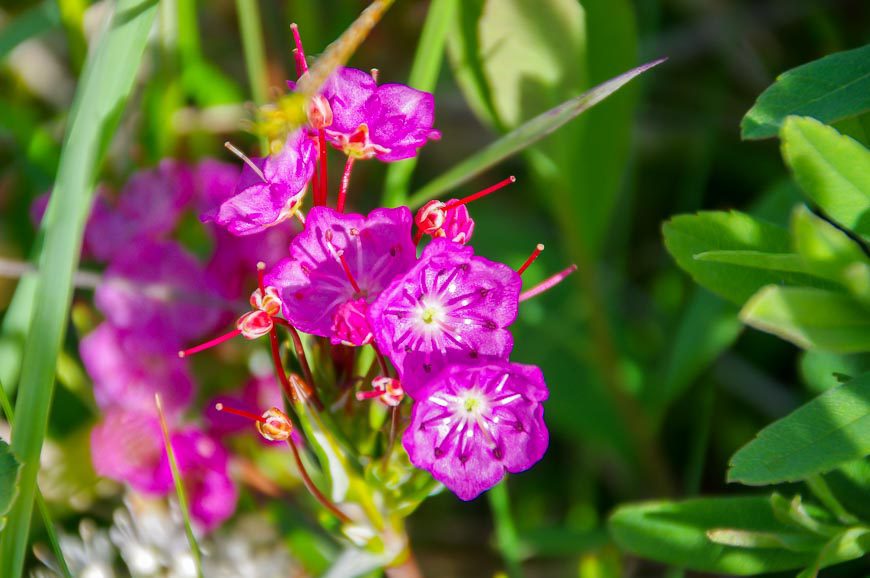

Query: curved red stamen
338 253 362 294
215 402 266 423
517 244 545 275
519 264 578 302
178 329 242 358
290 23 309 76
317 130 328 206
337 156 355 212
445 176 516 210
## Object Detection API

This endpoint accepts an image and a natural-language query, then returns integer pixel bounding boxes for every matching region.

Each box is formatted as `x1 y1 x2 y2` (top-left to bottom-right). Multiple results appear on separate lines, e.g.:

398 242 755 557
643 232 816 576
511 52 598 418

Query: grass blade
0 1 159 575
235 0 268 105
381 0 458 206
407 58 666 208
155 394 204 578
488 479 526 578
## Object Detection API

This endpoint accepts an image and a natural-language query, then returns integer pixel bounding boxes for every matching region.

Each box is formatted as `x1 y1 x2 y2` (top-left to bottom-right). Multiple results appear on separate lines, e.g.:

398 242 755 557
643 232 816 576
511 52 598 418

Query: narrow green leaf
408 58 664 207
663 211 827 305
608 496 819 574
741 44 870 140
781 117 870 236
740 286 870 352
693 250 812 275
488 479 526 578
0 439 22 532
728 372 870 485
0 1 60 61
0 2 159 575
382 0 458 206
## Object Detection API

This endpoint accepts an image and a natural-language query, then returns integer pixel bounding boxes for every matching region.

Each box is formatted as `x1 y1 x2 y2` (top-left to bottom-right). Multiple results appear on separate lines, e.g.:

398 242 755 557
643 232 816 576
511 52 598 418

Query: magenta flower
95 240 225 344
165 429 238 531
368 239 521 396
80 323 194 418
330 298 373 346
265 206 416 340
201 130 316 236
319 67 440 161
403 361 549 501
91 410 171 494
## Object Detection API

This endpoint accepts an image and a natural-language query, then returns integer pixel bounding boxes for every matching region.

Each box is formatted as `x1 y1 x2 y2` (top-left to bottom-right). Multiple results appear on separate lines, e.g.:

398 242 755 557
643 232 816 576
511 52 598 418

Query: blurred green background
1 0 869 576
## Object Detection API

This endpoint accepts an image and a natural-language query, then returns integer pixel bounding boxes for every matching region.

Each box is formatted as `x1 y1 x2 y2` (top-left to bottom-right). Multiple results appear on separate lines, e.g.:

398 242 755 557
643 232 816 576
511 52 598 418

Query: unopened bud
308 95 333 130
256 408 293 441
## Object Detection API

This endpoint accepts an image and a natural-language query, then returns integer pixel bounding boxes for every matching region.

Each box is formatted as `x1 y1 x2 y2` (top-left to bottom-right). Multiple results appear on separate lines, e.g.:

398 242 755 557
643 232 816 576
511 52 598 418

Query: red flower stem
517 244 544 275
286 438 352 524
290 23 308 75
178 329 241 358
381 405 400 474
337 156 355 212
272 317 323 410
519 264 578 302
268 327 299 403
311 158 321 206
445 176 515 210
318 130 328 206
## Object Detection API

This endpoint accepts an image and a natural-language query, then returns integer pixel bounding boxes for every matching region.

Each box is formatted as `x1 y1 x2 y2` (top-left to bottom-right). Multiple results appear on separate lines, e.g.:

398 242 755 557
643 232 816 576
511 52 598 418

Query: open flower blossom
403 361 549 500
318 67 441 161
201 130 316 236
368 239 522 396
265 206 416 341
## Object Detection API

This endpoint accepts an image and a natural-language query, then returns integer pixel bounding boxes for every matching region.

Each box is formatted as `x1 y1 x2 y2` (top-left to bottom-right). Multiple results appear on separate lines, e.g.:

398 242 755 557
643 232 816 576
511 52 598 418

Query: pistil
517 244 544 275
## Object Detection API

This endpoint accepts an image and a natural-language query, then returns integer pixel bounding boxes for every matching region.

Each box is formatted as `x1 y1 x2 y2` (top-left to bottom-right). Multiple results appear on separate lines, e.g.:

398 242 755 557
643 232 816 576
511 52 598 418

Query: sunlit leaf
609 496 820 574
742 45 870 140
728 372 870 485
740 286 870 352
0 439 22 532
781 117 870 237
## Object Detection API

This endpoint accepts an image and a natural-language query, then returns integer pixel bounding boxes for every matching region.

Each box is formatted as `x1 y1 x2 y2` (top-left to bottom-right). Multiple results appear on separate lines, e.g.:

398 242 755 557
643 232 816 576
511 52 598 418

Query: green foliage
781 116 870 237
0 1 159 575
741 44 870 140
0 439 22 532
662 211 822 305
728 373 870 485
609 496 821 574
740 287 870 353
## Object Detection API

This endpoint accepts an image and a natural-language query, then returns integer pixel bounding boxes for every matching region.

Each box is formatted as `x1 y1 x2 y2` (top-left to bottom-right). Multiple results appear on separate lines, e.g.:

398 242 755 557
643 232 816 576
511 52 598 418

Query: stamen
355 389 383 401
215 402 266 423
336 156 355 212
445 176 516 210
178 329 242 358
338 253 362 294
317 130 328 206
224 141 266 182
370 68 379 83
290 23 308 75
519 264 578 302
517 244 545 275
286 436 352 524
256 261 266 293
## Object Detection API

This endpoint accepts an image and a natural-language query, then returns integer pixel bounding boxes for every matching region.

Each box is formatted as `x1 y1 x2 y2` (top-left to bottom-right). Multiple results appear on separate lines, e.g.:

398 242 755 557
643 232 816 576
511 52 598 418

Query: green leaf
663 211 826 305
608 496 820 574
781 117 870 236
0 1 159 575
741 44 870 140
693 250 812 275
728 372 870 485
407 58 664 208
800 350 870 394
740 286 870 353
0 439 22 532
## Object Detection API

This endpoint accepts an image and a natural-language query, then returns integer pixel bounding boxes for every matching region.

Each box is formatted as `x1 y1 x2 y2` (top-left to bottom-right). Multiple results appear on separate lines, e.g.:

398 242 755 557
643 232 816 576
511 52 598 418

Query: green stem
235 0 269 105
805 475 859 526
155 395 204 578
382 0 458 206
176 0 201 65
57 0 87 73
488 479 526 578
0 379 71 578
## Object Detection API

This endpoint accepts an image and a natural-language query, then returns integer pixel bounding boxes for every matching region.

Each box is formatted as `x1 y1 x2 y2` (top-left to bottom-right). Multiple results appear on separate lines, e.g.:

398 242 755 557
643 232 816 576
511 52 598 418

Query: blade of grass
57 0 88 72
0 1 159 575
235 0 269 106
0 1 59 60
488 479 526 578
381 0 458 206
0 378 72 578
155 394 204 578
407 58 666 208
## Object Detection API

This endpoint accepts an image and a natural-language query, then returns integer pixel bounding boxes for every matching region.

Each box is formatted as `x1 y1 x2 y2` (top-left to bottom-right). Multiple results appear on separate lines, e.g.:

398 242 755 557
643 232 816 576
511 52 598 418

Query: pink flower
403 361 549 501
319 67 441 161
